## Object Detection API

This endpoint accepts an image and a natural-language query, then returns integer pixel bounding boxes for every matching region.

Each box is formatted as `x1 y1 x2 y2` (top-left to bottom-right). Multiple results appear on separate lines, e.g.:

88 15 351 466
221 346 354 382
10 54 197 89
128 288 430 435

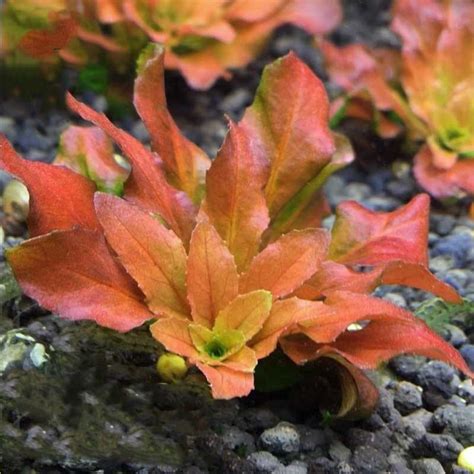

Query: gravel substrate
1 1 474 472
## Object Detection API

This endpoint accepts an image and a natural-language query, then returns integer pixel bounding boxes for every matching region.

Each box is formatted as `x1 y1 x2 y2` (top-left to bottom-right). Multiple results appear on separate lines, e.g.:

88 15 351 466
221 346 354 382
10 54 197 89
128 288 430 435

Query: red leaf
134 46 211 202
240 52 335 220
186 222 239 328
203 120 269 271
6 229 152 332
94 194 190 319
293 262 379 300
66 93 196 242
240 229 329 299
0 134 98 236
19 14 78 59
329 194 431 266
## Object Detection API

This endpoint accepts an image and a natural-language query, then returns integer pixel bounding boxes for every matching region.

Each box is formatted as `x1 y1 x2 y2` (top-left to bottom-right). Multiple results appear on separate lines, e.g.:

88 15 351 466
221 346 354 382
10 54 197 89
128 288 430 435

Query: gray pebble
222 426 256 455
460 344 474 371
432 404 474 445
393 381 423 415
328 440 351 463
383 292 407 308
412 433 463 463
415 361 458 399
272 461 308 474
411 458 444 474
429 255 456 273
351 445 389 473
259 422 300 455
247 451 283 473
457 380 474 403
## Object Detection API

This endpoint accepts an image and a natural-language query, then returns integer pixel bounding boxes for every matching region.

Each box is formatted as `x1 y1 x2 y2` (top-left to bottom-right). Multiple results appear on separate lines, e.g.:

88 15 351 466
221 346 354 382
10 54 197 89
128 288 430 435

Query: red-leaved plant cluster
0 48 472 417
2 0 342 89
319 0 474 202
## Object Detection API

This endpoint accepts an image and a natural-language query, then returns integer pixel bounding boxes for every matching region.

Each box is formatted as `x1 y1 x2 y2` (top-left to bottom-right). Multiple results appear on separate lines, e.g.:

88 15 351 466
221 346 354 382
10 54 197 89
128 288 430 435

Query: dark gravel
1 1 474 472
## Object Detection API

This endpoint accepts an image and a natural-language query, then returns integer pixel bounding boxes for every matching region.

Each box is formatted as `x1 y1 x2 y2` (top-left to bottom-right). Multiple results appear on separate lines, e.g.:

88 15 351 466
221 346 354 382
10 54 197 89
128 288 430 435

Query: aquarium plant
1 0 342 89
319 0 474 201
0 48 472 418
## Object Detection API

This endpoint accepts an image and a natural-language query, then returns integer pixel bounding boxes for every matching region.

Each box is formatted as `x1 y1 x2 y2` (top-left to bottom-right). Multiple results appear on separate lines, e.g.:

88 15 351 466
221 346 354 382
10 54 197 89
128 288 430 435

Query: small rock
452 465 472 474
411 458 444 474
238 408 279 431
297 426 327 452
429 255 456 273
130 121 150 142
432 214 456 235
307 456 336 473
345 428 391 454
362 196 400 212
432 405 474 445
415 361 458 399
390 356 426 382
440 270 470 293
328 440 351 463
460 345 474 371
220 89 252 114
259 422 300 455
247 451 283 473
404 409 433 430
383 292 407 308
440 324 468 348
412 433 463 463
344 182 371 201
351 446 389 473
432 234 474 268
222 426 256 455
393 381 423 415
273 461 308 474
457 380 474 403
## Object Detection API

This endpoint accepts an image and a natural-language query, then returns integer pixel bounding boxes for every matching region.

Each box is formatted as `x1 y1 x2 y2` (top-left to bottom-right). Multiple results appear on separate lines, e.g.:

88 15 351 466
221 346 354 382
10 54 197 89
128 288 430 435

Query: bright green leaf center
204 338 228 359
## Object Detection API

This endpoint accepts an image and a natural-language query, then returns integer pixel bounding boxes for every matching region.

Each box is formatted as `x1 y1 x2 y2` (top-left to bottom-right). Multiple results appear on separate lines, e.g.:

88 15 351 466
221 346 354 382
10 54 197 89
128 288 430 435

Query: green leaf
415 297 474 333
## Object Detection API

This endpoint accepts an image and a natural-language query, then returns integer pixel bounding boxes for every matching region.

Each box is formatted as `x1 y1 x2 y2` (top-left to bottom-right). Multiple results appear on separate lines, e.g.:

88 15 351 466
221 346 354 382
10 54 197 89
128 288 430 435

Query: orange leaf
186 222 239 328
66 93 196 242
240 229 329 298
6 229 152 332
251 297 324 359
204 120 269 271
413 145 474 199
150 317 199 359
94 194 190 319
240 52 335 219
214 290 272 342
134 46 211 202
196 362 254 399
0 134 98 236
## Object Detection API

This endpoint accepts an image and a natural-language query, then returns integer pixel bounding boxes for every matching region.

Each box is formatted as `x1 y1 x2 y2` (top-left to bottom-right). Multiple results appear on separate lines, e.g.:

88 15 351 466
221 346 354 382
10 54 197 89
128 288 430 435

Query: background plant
1 0 342 90
319 0 474 203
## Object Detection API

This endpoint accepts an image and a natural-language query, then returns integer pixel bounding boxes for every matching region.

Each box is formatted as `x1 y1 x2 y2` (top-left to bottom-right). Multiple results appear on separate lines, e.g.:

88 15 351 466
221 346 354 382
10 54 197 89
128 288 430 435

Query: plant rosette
0 47 472 419
319 0 474 202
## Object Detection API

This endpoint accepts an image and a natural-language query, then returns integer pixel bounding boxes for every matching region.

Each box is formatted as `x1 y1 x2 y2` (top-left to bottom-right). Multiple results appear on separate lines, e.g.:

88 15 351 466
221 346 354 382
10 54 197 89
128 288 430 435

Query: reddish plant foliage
319 0 474 202
0 49 471 414
2 0 342 89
